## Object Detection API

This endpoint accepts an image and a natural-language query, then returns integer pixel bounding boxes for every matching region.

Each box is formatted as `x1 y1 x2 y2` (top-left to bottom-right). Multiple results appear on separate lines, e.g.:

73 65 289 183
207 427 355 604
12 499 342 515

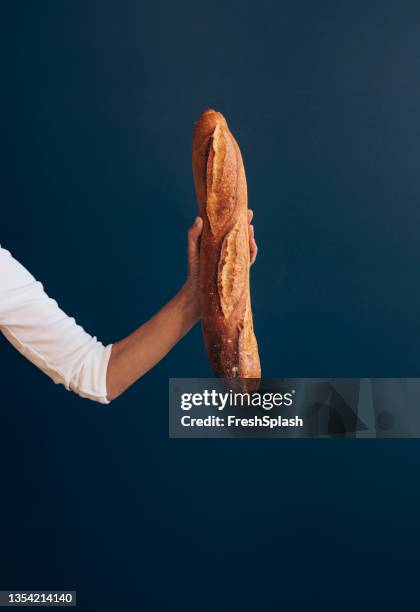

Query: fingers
248 210 258 265
249 224 258 266
188 216 203 241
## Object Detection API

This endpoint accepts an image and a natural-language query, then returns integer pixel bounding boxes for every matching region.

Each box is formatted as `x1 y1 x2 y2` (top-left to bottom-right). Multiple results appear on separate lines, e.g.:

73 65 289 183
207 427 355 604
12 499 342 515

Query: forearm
106 281 200 401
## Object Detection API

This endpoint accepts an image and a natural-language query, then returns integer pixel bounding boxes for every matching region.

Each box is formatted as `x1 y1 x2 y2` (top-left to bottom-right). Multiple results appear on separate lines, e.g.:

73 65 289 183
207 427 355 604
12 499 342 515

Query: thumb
187 216 203 275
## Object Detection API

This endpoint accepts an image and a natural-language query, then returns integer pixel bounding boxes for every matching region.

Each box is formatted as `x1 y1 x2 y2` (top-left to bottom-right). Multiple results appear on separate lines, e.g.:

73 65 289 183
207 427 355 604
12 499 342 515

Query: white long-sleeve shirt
0 245 112 403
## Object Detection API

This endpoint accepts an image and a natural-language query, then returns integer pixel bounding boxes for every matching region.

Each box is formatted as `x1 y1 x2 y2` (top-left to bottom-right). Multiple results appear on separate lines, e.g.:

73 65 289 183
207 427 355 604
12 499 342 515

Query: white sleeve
0 245 112 404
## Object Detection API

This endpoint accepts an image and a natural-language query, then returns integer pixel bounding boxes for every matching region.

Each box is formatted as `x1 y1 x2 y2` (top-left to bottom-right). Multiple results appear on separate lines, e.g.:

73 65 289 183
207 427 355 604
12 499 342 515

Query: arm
106 217 203 400
0 214 256 403
106 211 257 400
0 245 112 403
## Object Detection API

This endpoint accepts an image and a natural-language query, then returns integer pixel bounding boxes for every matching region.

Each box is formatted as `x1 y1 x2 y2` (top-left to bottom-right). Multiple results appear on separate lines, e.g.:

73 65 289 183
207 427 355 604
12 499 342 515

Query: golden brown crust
192 109 261 381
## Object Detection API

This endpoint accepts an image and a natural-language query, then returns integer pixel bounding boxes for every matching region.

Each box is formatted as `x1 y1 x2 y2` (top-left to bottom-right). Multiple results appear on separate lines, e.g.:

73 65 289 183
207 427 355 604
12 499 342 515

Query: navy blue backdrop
2 1 420 609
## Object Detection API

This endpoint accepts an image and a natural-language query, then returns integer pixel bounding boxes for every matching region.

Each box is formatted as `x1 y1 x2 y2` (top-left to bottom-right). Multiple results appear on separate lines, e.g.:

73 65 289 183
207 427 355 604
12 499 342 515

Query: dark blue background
2 1 420 609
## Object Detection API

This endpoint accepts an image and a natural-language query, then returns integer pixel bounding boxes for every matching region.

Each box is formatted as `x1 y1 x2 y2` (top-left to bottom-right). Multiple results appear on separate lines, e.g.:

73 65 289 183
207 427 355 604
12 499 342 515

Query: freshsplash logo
180 389 296 411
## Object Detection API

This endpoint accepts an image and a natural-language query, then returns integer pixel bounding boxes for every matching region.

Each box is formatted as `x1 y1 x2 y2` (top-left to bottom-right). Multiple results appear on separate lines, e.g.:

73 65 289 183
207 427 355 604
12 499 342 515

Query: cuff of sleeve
73 342 113 404
98 343 113 404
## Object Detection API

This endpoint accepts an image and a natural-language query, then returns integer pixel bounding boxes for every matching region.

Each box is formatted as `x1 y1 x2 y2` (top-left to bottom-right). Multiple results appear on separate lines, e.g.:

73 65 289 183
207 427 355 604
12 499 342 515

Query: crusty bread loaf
192 109 261 381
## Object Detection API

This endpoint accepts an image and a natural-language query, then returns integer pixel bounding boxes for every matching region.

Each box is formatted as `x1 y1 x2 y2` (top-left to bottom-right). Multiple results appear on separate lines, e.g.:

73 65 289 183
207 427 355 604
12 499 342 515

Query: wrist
179 279 201 324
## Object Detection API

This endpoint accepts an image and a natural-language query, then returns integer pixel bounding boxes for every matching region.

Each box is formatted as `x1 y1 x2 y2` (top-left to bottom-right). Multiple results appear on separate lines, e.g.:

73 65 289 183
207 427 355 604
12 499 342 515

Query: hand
184 210 258 307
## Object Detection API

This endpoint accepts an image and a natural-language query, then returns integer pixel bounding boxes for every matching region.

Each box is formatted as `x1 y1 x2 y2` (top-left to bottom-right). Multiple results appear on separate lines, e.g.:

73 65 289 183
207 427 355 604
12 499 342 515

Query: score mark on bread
218 219 248 319
206 123 237 236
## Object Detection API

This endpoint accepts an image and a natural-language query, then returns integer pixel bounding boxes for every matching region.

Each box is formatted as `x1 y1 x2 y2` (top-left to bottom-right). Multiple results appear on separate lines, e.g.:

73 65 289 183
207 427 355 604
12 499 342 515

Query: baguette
192 109 261 381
